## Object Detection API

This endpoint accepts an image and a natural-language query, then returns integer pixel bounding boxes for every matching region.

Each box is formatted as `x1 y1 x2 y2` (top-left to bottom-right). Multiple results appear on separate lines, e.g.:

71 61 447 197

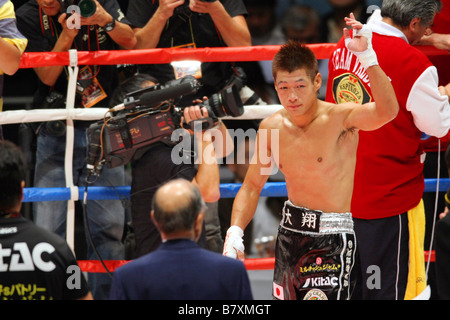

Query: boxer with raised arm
223 14 399 300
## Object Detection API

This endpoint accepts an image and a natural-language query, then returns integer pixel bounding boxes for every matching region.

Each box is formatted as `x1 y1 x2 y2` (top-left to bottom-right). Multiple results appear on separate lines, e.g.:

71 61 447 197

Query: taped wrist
345 25 378 70
223 225 245 259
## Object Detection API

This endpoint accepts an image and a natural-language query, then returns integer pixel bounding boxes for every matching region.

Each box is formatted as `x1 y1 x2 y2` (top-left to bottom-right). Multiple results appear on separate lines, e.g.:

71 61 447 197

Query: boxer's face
275 68 322 117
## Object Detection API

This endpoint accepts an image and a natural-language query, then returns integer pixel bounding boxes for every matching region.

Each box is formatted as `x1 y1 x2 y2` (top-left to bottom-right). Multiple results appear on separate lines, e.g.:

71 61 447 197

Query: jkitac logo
170 122 280 175
302 276 339 288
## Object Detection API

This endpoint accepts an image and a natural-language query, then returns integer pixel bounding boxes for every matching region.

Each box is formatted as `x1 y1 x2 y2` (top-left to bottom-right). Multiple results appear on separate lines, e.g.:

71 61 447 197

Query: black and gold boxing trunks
272 201 356 300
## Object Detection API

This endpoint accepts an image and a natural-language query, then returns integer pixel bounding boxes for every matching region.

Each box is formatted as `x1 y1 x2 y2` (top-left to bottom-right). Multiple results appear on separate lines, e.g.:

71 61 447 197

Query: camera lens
203 94 225 118
79 0 96 17
45 121 66 137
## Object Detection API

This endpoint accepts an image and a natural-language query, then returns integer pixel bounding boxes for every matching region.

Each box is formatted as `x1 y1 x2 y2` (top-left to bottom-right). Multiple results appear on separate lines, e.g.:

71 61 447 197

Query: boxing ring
1 43 448 273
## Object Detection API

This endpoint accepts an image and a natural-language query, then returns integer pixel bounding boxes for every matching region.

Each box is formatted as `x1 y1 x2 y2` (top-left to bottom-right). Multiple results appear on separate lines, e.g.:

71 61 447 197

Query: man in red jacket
326 0 450 300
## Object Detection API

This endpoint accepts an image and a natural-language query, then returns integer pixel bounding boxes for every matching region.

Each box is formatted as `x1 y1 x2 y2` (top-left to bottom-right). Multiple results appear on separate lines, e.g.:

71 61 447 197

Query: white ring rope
0 104 283 125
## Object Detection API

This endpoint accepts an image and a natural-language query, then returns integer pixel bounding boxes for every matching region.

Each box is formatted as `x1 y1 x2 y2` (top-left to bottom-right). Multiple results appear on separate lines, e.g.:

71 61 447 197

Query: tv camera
86 75 245 177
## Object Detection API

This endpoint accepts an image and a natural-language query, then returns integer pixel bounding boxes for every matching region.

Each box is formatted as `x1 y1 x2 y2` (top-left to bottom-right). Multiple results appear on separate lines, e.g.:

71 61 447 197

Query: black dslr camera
86 75 244 175
58 0 96 18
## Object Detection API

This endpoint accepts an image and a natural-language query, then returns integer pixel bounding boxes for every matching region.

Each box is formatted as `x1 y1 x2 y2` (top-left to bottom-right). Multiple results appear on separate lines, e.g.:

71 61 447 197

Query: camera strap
39 8 105 108
39 7 58 48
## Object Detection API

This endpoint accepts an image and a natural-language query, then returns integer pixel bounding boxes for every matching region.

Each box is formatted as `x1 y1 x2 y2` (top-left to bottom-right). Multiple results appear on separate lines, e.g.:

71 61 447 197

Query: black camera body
37 91 67 137
86 75 244 173
59 0 96 18
87 108 177 171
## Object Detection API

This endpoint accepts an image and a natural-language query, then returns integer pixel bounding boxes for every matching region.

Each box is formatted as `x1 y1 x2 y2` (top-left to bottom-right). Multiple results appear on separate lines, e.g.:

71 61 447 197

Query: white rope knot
69 49 78 67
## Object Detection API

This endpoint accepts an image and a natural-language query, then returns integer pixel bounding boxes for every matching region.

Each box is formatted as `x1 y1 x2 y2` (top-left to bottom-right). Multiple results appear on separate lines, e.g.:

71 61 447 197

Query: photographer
127 0 251 101
108 73 232 258
16 0 136 300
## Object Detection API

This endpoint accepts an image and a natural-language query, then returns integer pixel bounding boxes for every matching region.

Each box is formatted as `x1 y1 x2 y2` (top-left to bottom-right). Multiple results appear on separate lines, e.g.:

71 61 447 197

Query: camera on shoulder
86 75 245 173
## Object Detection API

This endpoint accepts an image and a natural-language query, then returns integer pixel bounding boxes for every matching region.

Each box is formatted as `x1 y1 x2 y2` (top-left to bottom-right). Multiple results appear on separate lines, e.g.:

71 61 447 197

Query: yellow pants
404 199 428 300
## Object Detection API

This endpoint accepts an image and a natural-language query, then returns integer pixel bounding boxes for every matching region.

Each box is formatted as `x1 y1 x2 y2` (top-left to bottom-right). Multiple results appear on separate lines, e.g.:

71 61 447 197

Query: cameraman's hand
156 0 186 20
181 105 210 138
79 0 111 28
77 0 136 49
189 0 218 14
58 13 79 41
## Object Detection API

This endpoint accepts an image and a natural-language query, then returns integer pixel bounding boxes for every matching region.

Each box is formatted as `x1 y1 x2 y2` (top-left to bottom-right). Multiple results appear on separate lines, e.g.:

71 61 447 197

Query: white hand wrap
345 24 378 70
223 225 245 259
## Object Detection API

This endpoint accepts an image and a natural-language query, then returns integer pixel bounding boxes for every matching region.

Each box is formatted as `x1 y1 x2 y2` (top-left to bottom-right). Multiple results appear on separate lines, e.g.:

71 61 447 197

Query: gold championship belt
332 73 372 105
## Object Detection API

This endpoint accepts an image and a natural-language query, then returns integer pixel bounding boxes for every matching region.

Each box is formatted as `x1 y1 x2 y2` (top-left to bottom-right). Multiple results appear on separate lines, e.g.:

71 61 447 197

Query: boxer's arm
224 120 272 260
344 65 399 131
342 14 399 131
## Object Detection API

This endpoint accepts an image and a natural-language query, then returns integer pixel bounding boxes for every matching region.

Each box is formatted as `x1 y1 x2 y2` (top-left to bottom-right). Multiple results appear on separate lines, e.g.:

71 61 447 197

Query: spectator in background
280 4 329 99
241 0 285 104
110 179 253 300
244 0 284 46
320 0 371 43
0 0 27 140
275 0 336 18
275 0 383 25
16 0 136 300
0 140 93 300
280 4 320 44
